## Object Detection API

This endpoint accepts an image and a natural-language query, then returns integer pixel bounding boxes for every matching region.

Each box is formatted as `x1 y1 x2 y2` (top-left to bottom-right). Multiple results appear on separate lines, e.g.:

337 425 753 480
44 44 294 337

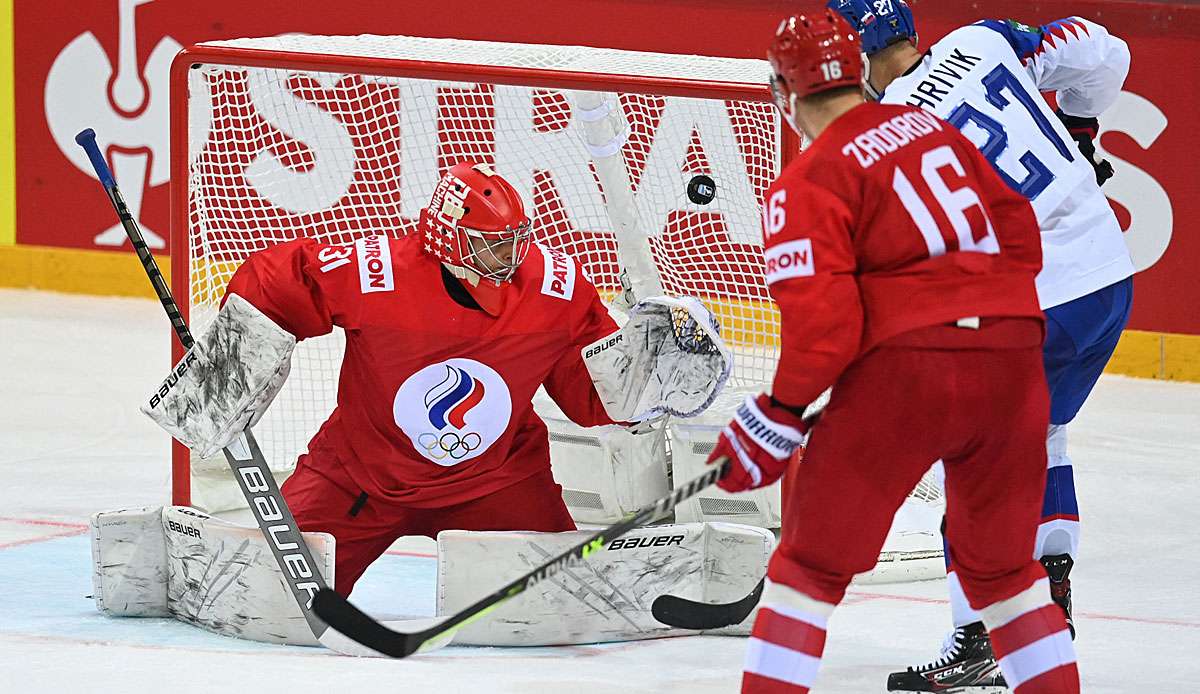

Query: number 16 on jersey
892 145 1000 258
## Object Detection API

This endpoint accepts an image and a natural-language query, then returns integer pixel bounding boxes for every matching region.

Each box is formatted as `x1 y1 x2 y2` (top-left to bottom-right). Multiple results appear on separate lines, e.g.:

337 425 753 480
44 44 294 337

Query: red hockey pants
770 319 1051 611
283 453 575 596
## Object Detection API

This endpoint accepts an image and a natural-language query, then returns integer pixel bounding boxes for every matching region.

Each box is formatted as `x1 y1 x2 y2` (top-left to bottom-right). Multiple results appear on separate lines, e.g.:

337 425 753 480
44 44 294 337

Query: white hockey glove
582 295 731 422
141 294 295 458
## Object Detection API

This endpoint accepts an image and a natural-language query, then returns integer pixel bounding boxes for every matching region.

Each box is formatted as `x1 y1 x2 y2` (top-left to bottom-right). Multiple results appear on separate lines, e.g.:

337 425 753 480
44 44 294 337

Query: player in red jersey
148 162 729 597
706 12 1079 694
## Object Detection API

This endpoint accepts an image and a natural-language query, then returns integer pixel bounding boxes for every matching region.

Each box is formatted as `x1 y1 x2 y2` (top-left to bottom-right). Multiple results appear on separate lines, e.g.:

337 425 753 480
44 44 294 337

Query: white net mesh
180 36 786 499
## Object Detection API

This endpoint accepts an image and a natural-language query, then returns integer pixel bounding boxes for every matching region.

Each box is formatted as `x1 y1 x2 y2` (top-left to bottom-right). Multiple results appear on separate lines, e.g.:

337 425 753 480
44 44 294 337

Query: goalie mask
419 162 533 284
768 10 865 135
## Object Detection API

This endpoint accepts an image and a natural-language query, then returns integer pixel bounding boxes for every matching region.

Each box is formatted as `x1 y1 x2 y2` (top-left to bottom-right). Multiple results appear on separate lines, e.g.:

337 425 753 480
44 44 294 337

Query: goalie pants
743 319 1078 694
282 452 575 596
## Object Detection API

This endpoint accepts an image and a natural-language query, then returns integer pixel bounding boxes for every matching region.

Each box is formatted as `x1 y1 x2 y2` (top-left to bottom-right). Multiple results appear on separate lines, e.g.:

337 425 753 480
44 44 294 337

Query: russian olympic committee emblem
393 358 512 465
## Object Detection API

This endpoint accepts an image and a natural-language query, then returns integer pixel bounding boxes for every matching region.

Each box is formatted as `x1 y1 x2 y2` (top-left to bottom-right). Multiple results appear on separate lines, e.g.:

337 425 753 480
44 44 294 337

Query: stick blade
651 578 764 630
312 588 424 658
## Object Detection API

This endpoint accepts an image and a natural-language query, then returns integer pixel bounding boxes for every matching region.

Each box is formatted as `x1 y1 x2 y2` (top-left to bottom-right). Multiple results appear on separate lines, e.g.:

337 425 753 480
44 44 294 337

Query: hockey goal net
171 35 943 574
172 35 790 503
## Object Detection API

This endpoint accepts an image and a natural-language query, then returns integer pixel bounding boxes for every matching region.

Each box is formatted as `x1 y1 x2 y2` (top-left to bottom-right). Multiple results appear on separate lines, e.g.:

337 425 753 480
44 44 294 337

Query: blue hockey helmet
826 0 917 55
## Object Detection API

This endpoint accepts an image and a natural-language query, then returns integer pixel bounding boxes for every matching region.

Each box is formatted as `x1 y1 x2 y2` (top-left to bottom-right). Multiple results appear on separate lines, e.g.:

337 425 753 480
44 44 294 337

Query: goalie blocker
92 507 769 646
142 293 295 459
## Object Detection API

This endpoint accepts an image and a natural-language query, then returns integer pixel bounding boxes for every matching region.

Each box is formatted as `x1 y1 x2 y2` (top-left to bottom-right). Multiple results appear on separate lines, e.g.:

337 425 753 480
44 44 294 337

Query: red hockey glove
708 393 808 493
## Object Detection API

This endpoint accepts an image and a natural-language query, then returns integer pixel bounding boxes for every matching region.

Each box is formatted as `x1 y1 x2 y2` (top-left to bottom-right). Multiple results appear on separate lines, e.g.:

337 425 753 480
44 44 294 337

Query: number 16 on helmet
768 10 865 134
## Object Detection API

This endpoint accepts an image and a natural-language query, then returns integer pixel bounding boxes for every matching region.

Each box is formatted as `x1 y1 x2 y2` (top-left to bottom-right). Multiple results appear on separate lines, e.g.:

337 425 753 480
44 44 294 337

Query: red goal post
168 35 800 509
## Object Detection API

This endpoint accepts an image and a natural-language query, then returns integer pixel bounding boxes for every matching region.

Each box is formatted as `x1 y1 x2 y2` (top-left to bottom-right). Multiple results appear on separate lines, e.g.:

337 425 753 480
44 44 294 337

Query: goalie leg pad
91 505 335 646
91 506 171 617
141 293 296 459
161 506 334 645
537 386 671 524
436 522 772 646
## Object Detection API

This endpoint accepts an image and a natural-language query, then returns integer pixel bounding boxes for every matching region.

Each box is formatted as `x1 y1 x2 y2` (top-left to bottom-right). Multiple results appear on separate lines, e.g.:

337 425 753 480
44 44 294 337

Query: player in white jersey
830 1 1135 690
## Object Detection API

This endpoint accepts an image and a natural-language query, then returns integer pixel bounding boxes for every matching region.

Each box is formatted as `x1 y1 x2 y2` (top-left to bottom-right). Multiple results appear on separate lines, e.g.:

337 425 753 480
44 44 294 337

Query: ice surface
1 288 1198 693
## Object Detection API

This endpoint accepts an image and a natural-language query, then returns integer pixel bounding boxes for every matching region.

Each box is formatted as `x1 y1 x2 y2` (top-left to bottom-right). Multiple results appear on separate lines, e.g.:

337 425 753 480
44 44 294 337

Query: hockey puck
687 175 716 205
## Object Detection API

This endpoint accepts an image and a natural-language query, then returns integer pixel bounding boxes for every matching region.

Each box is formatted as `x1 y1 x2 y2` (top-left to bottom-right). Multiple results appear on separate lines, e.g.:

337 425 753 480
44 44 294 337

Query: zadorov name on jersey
841 110 946 170
584 334 623 359
148 350 199 409
166 519 202 539
607 535 684 550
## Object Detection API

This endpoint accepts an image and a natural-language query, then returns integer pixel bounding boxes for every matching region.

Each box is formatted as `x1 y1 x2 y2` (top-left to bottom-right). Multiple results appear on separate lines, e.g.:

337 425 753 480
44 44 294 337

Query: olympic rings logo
395 358 512 465
417 431 483 461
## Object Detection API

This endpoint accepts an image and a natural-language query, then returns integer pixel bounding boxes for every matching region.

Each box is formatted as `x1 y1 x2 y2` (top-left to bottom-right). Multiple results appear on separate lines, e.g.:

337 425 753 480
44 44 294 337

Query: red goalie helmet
419 162 533 283
768 10 864 129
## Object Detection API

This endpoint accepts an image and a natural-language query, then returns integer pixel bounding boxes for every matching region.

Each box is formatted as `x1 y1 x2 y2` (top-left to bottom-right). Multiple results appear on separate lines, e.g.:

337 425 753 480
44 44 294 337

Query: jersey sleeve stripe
1033 17 1091 59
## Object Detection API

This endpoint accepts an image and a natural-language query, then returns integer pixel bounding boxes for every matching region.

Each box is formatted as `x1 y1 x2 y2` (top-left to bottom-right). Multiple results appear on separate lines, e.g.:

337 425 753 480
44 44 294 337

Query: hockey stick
311 458 732 658
651 548 949 631
650 394 831 631
651 577 764 631
74 128 376 657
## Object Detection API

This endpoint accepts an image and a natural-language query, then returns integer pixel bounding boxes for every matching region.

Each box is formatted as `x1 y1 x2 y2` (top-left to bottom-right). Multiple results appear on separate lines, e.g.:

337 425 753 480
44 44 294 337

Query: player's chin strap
863 77 881 101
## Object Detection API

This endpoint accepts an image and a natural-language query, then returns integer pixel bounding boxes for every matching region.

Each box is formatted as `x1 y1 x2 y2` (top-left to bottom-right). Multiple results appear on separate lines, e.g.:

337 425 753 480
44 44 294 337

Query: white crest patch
539 244 576 301
393 358 513 466
355 235 394 293
764 239 815 285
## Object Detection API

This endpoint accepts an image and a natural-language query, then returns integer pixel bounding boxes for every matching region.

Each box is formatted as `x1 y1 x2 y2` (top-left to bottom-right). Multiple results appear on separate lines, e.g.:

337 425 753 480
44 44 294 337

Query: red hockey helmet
418 162 533 283
768 10 864 131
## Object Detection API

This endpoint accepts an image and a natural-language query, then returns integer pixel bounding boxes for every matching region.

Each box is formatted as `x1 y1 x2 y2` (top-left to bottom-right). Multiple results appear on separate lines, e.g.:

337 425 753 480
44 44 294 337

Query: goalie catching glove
141 294 295 458
582 295 731 423
709 393 809 493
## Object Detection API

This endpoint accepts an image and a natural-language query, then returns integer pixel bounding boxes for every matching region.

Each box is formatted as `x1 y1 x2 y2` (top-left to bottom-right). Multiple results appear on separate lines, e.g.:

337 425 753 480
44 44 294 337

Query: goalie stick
311 458 732 658
73 128 379 657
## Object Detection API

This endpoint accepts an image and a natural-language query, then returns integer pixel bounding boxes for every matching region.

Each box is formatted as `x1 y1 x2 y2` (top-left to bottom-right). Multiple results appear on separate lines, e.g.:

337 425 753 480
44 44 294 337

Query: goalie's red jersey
766 102 1045 408
224 233 617 507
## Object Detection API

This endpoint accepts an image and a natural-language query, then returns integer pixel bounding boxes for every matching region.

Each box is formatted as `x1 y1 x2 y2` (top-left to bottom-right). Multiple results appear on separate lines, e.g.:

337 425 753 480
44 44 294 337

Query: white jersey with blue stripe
880 18 1135 309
